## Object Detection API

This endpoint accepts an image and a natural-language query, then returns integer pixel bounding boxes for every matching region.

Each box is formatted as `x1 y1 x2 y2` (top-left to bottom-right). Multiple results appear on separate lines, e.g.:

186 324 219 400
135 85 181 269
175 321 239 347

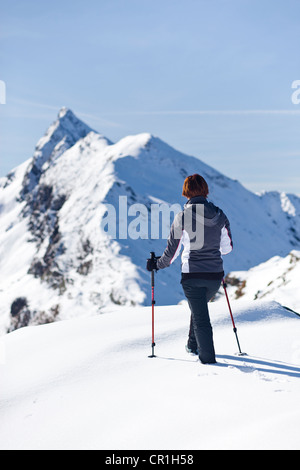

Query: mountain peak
51 107 95 141
57 106 71 119
56 107 89 132
21 108 96 196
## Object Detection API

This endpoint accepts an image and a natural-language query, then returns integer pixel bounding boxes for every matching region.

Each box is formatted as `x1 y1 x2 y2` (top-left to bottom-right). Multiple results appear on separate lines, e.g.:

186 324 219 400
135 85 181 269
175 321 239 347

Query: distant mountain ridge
1 107 300 333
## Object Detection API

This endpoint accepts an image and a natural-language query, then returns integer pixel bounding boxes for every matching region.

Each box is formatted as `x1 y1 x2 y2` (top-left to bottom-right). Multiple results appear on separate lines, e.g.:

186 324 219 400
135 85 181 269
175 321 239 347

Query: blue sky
1 0 300 193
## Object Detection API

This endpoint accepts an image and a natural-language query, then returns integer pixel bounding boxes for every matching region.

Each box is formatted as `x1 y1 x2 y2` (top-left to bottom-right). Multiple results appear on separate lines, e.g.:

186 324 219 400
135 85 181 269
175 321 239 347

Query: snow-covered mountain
224 250 300 312
1 107 300 333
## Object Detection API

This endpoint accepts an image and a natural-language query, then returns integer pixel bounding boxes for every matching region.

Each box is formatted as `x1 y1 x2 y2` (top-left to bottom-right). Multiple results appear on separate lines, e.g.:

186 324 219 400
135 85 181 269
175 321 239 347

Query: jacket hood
184 196 222 227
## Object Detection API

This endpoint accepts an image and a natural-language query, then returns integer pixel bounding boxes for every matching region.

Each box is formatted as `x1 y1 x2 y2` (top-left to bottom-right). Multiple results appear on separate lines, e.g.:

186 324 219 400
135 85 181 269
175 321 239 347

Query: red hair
182 174 209 199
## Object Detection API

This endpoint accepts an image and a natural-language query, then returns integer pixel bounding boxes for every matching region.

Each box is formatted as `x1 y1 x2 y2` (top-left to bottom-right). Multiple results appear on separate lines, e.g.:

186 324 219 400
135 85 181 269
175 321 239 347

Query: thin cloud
105 109 300 116
8 97 122 128
9 99 300 117
10 97 61 111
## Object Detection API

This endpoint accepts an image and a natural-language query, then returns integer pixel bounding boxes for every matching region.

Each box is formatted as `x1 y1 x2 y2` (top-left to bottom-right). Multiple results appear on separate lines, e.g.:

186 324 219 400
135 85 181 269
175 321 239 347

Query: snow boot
185 344 198 356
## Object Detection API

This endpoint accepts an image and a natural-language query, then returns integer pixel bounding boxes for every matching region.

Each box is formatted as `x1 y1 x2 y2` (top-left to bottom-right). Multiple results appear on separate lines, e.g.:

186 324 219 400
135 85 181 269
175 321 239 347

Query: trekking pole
148 252 156 358
222 279 246 356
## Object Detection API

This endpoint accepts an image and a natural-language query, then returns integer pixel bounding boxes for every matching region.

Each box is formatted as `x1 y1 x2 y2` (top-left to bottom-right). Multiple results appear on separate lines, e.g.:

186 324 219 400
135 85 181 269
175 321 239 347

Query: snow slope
0 298 299 450
1 107 300 333
224 250 300 312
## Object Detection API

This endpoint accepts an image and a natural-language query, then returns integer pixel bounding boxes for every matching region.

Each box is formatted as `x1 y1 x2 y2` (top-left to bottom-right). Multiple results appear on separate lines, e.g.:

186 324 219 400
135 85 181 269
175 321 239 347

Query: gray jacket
157 196 233 276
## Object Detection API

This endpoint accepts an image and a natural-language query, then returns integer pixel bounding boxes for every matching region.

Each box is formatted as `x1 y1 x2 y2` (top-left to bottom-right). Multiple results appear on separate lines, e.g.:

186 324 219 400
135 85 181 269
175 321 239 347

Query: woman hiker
146 174 233 364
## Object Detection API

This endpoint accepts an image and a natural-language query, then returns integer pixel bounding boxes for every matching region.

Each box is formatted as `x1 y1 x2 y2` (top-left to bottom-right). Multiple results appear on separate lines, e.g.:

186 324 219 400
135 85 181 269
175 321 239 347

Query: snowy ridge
1 107 300 333
0 299 299 450
224 250 300 312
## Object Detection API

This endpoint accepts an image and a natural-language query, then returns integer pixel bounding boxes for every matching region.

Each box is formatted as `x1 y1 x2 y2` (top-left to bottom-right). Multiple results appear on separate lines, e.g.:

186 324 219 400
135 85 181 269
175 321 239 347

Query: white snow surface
0 298 299 450
225 250 300 312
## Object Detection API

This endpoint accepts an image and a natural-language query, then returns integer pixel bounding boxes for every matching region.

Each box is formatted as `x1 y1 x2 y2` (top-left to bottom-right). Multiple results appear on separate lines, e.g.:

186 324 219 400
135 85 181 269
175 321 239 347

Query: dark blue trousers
181 278 221 364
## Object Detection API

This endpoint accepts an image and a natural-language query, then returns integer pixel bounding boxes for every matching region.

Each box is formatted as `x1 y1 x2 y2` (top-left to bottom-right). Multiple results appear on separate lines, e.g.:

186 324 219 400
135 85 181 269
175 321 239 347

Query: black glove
146 255 161 272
